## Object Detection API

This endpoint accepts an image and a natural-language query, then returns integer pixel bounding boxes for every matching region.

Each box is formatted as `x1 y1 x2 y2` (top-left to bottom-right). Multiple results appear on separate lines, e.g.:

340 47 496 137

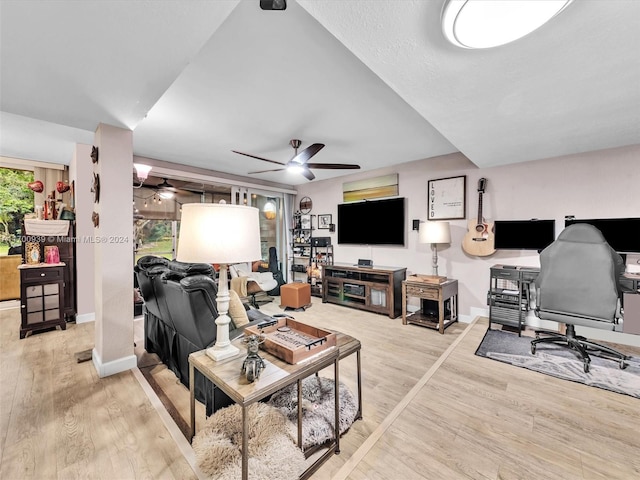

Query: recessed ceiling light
442 0 574 49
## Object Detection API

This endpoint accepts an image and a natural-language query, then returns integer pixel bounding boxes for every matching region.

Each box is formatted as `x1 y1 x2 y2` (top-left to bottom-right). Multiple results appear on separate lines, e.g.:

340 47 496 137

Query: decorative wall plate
91 145 99 163
91 172 100 203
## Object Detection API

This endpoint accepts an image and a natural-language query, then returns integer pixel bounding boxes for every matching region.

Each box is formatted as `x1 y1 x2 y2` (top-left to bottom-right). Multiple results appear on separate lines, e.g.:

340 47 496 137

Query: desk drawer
490 268 520 280
406 285 439 300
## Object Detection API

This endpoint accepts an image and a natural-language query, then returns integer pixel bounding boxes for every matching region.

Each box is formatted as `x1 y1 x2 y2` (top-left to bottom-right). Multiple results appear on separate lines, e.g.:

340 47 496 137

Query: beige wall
294 144 640 343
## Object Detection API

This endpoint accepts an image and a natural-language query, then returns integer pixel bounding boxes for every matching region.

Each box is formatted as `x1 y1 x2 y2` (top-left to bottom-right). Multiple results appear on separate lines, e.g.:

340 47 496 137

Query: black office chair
532 224 628 373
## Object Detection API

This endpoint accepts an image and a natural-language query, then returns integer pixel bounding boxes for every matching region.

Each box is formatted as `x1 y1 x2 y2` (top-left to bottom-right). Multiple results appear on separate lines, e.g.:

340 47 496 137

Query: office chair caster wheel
620 360 627 370
583 359 590 373
531 343 536 355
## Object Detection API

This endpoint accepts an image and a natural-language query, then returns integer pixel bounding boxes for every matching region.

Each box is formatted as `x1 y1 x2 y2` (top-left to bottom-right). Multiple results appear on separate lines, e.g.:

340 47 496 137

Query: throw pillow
228 289 249 327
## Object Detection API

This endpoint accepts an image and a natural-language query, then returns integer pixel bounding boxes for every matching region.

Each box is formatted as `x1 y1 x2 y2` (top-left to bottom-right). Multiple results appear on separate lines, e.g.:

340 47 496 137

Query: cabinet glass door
369 286 388 307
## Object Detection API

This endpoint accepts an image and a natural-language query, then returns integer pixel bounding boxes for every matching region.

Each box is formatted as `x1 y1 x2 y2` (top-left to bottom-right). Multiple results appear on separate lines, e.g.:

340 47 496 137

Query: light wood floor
2 298 639 479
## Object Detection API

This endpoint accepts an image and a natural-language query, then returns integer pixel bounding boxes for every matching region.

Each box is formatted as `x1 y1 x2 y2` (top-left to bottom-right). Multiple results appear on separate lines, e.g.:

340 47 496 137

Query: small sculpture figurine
242 334 266 383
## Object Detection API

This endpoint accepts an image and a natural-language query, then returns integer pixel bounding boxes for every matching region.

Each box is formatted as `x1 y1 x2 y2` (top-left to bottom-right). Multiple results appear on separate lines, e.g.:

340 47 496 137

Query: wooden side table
402 277 458 334
190 338 341 480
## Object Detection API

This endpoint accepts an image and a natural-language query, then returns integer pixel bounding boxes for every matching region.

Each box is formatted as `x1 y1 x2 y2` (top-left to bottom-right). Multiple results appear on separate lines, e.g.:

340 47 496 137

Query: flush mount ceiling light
442 0 574 49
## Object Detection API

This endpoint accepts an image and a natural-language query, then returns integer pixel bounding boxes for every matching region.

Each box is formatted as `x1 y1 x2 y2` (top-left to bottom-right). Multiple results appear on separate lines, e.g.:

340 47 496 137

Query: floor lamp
419 221 451 276
176 203 261 361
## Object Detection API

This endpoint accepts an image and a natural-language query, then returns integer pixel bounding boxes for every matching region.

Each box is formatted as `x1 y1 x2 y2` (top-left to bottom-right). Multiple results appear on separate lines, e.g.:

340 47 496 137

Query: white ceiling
1 0 639 186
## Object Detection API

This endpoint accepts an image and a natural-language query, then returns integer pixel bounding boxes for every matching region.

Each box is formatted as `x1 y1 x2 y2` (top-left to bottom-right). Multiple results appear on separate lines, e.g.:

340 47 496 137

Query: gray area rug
268 376 358 449
475 329 640 398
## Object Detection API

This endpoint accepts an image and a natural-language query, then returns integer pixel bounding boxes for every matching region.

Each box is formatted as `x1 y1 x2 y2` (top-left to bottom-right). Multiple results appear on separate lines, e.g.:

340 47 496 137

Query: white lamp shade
420 221 451 244
176 203 261 264
133 163 152 180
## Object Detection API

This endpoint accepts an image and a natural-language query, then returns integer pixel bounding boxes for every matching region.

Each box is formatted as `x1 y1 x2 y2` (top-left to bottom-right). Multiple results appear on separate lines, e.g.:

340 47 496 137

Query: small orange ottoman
280 282 311 310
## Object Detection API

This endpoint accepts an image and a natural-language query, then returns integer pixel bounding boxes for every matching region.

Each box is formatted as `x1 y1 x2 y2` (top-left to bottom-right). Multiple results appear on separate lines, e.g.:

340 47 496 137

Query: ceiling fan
143 178 180 198
232 139 360 181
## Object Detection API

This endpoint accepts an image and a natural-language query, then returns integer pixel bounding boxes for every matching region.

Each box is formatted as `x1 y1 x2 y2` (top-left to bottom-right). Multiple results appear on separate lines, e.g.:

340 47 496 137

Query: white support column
92 123 136 377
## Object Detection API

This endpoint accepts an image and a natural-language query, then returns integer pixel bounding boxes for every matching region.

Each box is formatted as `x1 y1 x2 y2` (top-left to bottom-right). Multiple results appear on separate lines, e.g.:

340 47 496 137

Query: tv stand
322 263 406 318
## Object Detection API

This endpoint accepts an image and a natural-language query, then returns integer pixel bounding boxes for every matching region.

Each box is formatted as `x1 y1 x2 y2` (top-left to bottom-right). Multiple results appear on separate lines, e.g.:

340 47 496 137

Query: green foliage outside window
0 168 34 253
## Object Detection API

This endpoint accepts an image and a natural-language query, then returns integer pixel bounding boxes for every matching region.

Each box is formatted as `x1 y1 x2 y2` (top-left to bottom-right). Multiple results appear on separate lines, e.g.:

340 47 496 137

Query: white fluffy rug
268 376 358 449
192 402 306 480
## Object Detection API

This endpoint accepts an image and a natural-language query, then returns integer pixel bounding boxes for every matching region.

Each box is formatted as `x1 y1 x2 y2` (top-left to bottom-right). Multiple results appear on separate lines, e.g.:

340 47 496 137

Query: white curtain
282 193 295 282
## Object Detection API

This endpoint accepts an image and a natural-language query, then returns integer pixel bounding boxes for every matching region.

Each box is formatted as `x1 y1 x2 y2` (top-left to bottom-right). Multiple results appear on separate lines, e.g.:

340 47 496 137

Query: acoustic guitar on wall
462 178 495 256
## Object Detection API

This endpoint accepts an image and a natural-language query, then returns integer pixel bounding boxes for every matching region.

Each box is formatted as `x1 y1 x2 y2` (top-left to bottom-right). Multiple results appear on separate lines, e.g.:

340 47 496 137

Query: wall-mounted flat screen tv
564 217 640 254
338 197 405 245
494 219 556 251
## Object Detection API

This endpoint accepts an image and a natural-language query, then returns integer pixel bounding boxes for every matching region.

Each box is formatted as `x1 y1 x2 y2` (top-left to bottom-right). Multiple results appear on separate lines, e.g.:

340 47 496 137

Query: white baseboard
463 307 489 324
76 312 95 324
0 300 20 310
92 348 137 378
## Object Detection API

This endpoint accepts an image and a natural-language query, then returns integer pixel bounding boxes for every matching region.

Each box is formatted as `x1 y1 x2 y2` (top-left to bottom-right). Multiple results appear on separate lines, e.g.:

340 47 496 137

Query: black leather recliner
135 256 273 413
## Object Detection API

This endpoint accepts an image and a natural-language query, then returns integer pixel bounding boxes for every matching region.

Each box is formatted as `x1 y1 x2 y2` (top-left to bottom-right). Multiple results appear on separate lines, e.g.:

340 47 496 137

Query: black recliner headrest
136 255 169 270
163 260 214 281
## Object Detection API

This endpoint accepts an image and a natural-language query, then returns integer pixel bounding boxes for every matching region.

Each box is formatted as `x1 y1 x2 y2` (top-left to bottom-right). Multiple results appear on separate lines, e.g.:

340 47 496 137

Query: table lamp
176 203 261 361
419 221 451 276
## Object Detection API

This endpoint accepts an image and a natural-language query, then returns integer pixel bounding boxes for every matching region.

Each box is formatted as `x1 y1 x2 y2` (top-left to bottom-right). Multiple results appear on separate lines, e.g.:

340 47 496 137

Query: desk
489 266 640 336
189 332 362 480
402 277 458 334
622 273 640 334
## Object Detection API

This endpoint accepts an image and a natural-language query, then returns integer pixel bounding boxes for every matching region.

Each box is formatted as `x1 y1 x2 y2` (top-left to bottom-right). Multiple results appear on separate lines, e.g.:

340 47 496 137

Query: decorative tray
244 317 336 364
408 274 448 284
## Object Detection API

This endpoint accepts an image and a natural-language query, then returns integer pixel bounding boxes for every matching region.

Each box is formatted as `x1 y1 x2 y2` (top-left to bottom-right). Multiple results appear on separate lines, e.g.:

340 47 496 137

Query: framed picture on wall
318 214 332 229
427 175 466 220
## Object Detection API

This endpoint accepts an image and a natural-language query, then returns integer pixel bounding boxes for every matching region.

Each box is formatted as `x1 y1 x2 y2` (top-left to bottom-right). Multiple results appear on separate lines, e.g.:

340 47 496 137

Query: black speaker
312 237 331 247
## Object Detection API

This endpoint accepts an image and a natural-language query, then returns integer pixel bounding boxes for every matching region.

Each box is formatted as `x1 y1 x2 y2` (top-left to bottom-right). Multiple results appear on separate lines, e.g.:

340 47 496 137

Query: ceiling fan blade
232 150 286 166
301 168 315 181
305 163 361 170
291 143 324 165
248 168 286 174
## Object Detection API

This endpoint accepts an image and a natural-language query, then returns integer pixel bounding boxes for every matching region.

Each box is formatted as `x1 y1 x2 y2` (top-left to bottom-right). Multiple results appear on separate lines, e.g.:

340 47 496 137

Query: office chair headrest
558 224 608 244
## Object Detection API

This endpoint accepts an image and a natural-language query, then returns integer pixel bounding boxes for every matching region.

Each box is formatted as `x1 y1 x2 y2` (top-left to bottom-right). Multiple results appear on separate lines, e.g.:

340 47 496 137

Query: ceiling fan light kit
133 163 152 188
233 139 360 181
442 0 575 49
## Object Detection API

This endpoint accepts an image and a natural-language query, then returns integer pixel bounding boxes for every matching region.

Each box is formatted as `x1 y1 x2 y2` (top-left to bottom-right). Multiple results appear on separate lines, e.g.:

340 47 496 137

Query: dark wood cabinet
21 221 76 321
19 264 67 338
322 264 406 318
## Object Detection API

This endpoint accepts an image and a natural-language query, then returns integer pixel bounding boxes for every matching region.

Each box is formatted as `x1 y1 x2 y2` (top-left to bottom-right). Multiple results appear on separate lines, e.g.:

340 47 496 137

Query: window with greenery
0 167 34 255
134 219 176 262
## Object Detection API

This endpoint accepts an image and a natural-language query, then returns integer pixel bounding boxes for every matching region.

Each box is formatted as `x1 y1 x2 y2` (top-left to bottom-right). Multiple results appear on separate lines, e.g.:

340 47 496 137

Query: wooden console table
189 331 362 480
323 263 406 318
402 276 458 334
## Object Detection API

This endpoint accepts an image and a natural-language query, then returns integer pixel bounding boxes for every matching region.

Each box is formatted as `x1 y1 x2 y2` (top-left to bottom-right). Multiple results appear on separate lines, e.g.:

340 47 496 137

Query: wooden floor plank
0 307 194 480
2 299 639 480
